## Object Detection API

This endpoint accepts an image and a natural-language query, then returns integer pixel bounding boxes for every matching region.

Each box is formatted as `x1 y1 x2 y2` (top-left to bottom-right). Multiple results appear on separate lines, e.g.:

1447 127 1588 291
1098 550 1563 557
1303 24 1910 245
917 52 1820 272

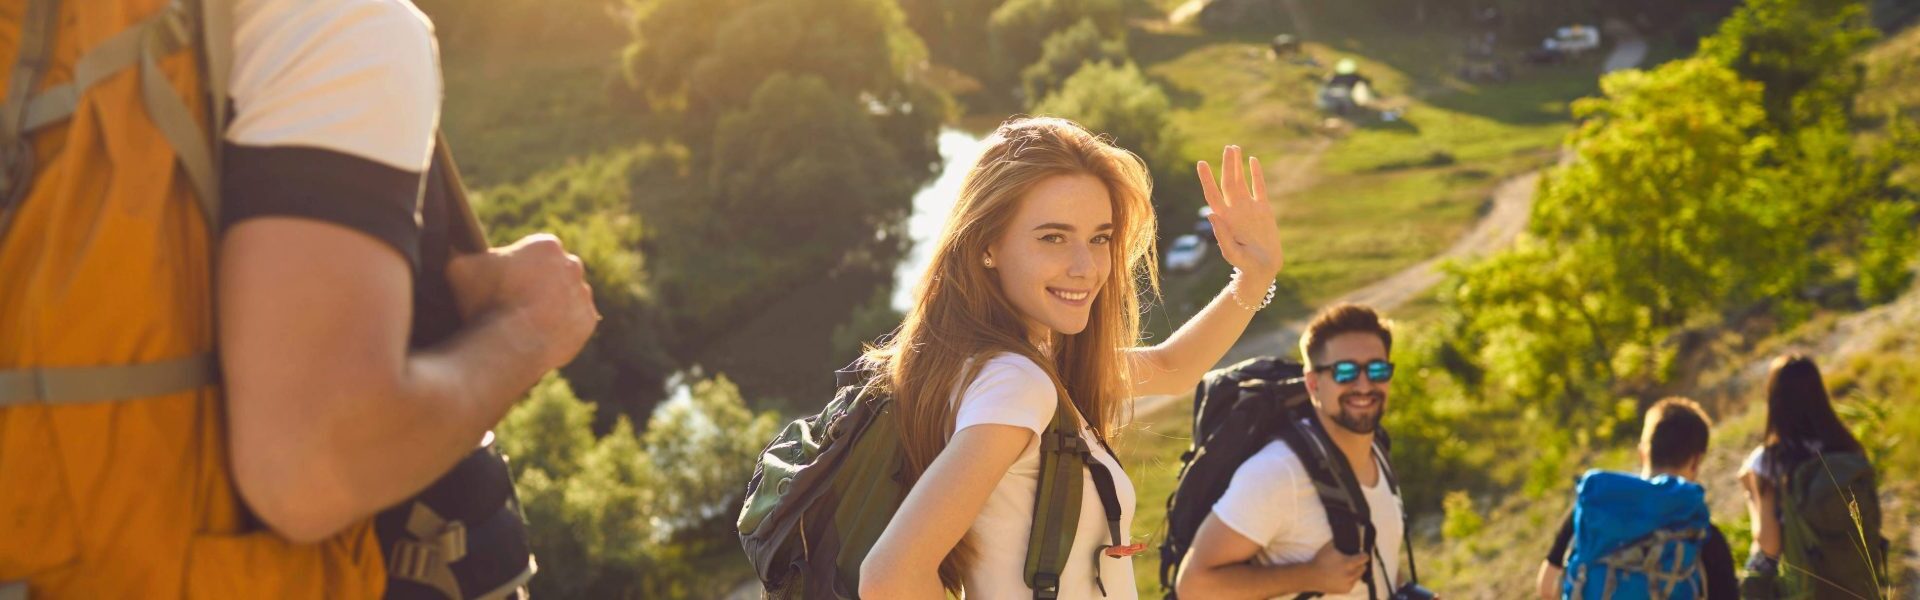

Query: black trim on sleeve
222 144 424 269
1547 509 1575 567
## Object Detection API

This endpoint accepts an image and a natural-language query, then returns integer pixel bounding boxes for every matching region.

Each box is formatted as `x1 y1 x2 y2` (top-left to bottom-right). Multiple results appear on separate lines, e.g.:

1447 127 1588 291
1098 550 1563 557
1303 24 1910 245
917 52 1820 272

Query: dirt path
1241 168 1533 359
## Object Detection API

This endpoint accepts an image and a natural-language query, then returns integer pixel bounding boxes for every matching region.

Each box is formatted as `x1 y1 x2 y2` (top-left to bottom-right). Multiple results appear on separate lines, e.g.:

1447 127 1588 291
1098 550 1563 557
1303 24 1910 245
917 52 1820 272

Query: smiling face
984 173 1115 342
1306 331 1392 435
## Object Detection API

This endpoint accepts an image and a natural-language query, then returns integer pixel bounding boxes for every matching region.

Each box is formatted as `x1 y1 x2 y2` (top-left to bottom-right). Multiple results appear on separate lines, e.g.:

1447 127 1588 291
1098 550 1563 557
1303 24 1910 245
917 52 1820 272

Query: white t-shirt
1742 442 1824 481
1211 440 1403 600
223 0 444 267
230 0 441 171
951 353 1137 599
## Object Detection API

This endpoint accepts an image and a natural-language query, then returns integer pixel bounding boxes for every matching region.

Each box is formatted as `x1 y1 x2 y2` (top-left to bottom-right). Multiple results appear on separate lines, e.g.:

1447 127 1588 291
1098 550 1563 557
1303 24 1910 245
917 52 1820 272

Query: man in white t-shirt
1174 304 1408 600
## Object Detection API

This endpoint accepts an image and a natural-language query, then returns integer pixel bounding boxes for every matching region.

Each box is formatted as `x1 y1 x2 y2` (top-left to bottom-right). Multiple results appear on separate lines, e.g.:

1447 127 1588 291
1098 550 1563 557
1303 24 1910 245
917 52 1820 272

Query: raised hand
1195 145 1284 282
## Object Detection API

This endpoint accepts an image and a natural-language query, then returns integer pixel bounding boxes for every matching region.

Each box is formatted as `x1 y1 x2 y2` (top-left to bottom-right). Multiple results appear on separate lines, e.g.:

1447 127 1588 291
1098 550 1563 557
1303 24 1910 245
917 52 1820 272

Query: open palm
1196 145 1284 281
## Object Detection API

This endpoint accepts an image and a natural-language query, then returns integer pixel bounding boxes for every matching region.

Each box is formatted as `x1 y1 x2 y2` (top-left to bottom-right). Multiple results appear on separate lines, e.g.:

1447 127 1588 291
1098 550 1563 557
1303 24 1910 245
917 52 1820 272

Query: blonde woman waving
858 117 1284 598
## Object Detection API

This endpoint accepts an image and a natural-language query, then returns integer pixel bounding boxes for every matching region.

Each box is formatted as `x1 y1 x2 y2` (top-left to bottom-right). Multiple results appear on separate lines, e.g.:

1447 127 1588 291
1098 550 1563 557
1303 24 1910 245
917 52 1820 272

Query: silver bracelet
1228 268 1276 312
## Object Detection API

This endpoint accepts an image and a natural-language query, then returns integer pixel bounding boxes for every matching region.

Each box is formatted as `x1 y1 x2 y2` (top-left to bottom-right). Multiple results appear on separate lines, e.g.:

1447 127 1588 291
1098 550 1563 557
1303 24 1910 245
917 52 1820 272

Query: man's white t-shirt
1211 440 1403 600
223 0 444 267
952 353 1137 599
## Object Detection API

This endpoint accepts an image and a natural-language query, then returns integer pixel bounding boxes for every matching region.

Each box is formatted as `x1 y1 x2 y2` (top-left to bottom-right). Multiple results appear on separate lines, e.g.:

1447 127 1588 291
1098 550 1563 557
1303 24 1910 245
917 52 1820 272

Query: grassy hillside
1134 1 1633 336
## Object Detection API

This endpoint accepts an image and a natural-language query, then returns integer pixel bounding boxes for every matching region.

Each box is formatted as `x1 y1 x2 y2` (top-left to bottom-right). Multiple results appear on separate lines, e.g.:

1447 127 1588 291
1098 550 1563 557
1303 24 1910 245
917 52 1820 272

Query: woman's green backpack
735 366 1118 599
1744 452 1889 600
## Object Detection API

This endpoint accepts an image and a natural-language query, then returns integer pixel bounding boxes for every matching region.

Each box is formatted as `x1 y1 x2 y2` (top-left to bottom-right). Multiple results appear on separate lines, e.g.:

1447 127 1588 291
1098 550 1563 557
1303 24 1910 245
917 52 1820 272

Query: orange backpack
0 0 386 596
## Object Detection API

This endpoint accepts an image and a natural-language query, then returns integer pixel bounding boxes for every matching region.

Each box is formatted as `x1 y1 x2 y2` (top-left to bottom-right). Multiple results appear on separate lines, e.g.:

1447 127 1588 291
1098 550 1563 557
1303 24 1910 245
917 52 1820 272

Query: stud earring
984 257 995 268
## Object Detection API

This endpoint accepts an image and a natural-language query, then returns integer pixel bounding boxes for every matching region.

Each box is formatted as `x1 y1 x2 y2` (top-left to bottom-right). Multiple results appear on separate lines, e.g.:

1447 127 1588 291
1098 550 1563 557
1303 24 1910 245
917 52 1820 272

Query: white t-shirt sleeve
1744 444 1776 479
1212 441 1304 546
952 354 1057 437
227 0 442 172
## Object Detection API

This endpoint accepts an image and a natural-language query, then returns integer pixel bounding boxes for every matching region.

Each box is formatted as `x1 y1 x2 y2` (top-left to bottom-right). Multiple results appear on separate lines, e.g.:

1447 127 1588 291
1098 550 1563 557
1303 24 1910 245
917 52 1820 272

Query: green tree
624 0 945 172
1444 49 1920 438
634 74 916 341
989 0 1126 102
642 375 782 532
831 286 905 361
1699 0 1879 131
1034 61 1197 237
897 0 1007 94
477 145 684 421
496 373 779 598
1446 58 1790 426
1020 18 1129 103
621 0 947 382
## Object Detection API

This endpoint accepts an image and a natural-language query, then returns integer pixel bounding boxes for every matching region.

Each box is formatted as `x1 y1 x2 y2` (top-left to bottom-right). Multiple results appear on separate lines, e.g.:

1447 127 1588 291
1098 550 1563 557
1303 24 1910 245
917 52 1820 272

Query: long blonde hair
860 116 1159 588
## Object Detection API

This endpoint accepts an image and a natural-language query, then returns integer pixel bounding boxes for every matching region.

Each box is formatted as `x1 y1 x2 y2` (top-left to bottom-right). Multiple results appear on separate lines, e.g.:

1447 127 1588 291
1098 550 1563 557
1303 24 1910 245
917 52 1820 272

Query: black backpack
1157 356 1417 600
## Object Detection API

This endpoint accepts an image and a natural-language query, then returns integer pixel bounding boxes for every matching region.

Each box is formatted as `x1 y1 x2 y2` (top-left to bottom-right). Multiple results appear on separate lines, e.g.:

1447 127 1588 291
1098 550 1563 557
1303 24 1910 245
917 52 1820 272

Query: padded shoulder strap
1027 407 1087 599
1026 401 1132 599
432 132 489 254
1273 403 1382 600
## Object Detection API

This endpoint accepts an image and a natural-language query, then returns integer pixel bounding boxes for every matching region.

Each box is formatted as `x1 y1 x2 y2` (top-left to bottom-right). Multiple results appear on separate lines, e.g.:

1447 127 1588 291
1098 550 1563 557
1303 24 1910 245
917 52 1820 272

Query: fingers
1221 145 1242 209
1250 155 1269 208
1196 160 1227 215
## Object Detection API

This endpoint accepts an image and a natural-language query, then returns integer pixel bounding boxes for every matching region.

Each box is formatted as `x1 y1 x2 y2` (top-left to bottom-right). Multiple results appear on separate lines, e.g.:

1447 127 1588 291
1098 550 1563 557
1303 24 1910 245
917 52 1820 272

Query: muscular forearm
229 307 553 543
1180 561 1328 600
1132 273 1272 396
340 307 554 503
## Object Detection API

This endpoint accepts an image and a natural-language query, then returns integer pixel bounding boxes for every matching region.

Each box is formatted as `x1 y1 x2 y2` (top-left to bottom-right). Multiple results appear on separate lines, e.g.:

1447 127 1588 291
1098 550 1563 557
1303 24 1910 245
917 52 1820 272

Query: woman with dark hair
1736 353 1886 598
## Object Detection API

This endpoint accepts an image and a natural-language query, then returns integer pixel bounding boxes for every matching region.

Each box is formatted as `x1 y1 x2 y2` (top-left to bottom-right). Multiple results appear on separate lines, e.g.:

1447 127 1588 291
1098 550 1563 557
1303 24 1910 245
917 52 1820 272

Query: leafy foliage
1699 0 1878 131
477 145 685 421
1034 61 1198 237
619 0 944 360
1021 18 1129 103
497 374 779 598
1436 0 1919 448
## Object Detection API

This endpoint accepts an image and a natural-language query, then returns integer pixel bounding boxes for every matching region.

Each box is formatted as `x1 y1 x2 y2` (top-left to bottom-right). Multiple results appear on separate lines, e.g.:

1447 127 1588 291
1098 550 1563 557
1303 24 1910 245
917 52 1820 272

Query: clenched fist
446 233 598 370
1305 541 1368 595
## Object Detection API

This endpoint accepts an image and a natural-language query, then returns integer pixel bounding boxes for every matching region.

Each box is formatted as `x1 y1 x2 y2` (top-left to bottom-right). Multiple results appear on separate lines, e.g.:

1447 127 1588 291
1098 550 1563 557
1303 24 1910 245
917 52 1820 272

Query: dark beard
1332 391 1385 434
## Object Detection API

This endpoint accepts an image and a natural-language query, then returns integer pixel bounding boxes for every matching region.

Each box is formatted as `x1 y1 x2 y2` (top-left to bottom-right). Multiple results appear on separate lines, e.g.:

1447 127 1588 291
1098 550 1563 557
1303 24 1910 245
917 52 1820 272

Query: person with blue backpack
1533 397 1738 599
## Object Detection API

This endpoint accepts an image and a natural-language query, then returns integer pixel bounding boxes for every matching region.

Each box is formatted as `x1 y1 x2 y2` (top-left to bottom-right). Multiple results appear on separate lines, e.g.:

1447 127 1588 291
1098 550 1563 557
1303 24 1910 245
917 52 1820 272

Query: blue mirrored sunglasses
1317 359 1394 384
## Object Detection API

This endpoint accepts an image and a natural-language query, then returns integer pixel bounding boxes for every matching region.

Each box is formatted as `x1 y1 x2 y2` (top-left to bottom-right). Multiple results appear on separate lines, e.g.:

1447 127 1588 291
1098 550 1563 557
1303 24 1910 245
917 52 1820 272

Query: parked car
1527 24 1600 64
1164 234 1209 272
1196 206 1216 241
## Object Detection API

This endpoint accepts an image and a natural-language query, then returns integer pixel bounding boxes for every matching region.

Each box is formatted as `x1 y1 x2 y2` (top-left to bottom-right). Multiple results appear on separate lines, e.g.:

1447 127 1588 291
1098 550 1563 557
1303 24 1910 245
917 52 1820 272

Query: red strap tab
1102 542 1148 558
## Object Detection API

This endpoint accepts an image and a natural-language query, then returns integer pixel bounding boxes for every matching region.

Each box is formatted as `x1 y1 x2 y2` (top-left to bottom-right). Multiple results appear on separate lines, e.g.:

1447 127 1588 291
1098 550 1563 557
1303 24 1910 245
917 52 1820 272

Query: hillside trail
1128 25 1646 419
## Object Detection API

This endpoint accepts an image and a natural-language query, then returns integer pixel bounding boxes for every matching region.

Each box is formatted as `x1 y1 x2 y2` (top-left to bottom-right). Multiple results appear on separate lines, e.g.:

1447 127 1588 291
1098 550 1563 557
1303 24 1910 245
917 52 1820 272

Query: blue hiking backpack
1563 470 1713 600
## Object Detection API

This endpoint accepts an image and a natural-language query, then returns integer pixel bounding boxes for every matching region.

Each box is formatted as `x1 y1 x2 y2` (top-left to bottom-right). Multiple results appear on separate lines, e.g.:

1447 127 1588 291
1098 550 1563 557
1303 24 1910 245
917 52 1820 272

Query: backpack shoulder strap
431 131 490 253
1271 402 1381 599
1026 401 1132 599
0 0 221 407
1026 407 1087 599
